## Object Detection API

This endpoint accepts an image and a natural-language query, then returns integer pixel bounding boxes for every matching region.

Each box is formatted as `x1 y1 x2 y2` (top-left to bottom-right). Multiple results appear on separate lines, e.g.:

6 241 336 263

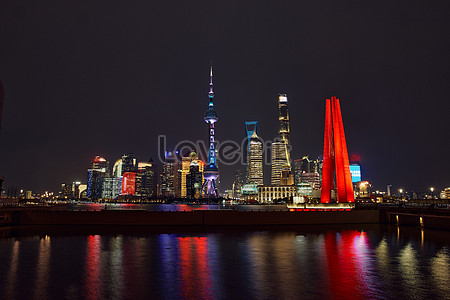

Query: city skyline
0 1 449 194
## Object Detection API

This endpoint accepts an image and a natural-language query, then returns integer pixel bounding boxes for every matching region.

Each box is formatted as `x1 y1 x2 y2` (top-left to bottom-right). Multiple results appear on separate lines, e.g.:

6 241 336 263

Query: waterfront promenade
1 203 450 230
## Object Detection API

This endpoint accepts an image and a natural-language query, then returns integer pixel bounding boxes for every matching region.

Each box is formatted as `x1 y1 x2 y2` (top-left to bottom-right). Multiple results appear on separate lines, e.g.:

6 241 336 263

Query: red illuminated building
321 97 354 203
122 172 136 195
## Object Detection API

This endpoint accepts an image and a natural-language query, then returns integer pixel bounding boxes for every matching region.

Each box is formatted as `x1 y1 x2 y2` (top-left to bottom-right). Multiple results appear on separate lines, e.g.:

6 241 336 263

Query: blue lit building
245 121 258 151
349 165 362 183
349 155 362 183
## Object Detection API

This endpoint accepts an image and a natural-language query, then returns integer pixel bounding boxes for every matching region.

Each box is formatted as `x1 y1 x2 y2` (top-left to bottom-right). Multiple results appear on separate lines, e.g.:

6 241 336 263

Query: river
0 224 449 299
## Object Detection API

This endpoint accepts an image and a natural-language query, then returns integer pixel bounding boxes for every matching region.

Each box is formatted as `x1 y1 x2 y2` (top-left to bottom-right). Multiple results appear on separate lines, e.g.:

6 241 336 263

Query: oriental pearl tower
202 64 219 197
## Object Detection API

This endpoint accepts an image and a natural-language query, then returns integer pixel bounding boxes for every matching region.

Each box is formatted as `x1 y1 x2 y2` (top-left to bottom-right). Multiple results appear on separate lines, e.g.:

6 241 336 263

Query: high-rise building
245 121 258 183
181 151 204 198
122 153 137 174
300 172 321 189
278 94 290 146
87 156 108 200
92 156 109 176
174 167 182 198
161 151 179 197
60 183 73 198
349 154 362 183
137 161 157 198
271 141 288 185
280 165 294 185
112 159 123 177
294 156 310 185
245 121 258 149
87 169 102 199
121 172 136 195
102 177 122 199
232 169 244 199
186 160 203 199
72 181 82 199
202 65 219 197
247 132 263 185
271 94 292 185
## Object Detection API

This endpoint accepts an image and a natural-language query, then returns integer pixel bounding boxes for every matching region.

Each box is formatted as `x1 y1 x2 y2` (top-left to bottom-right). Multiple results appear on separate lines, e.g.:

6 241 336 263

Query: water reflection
324 231 362 299
177 237 212 299
0 226 449 299
431 248 450 297
33 236 51 300
84 235 102 299
4 240 19 299
399 243 422 298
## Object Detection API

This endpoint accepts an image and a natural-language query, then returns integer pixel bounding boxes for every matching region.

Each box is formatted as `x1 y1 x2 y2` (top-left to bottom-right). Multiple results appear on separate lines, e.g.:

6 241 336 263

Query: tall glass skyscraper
245 121 258 183
87 156 109 200
271 94 291 185
247 132 263 185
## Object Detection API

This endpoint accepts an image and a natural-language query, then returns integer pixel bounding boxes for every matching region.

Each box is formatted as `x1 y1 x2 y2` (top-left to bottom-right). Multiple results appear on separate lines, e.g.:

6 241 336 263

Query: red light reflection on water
84 235 102 300
324 230 365 300
177 237 212 299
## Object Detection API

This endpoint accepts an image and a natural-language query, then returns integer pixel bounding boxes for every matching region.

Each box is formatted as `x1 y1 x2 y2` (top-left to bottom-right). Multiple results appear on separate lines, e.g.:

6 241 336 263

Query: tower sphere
204 109 218 123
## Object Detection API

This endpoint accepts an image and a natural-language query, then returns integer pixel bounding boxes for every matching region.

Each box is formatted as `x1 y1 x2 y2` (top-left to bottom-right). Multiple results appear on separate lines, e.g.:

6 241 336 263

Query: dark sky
1 0 449 194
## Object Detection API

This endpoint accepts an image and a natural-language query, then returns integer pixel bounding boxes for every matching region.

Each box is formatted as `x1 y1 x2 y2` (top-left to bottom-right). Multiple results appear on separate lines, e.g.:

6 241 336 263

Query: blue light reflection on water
0 226 449 299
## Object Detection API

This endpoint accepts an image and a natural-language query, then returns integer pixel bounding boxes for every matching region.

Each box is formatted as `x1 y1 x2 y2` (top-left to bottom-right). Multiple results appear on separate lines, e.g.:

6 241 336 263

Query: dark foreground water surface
0 224 449 299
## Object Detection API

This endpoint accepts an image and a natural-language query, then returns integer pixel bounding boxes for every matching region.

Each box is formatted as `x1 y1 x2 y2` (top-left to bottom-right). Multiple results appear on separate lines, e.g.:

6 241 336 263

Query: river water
0 223 449 299
63 203 289 211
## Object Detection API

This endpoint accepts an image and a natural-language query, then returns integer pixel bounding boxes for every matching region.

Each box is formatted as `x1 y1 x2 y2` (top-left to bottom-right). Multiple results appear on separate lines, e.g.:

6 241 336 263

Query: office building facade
247 132 264 185
271 94 292 185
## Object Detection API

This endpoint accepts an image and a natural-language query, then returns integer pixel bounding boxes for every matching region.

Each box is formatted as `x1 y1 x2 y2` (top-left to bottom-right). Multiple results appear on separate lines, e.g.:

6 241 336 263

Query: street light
398 189 403 201
430 187 435 200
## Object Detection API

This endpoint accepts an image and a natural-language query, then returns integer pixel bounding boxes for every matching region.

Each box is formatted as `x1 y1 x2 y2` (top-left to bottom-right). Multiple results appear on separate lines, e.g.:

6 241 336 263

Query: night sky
1 0 449 194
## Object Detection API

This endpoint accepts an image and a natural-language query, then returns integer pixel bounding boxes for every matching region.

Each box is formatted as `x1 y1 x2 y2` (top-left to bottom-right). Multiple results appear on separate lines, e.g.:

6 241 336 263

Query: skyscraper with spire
271 94 292 185
202 64 219 197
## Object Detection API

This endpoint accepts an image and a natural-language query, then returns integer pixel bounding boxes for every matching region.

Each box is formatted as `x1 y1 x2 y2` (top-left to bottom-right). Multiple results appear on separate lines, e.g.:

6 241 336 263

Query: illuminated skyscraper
87 156 108 200
271 141 288 185
245 121 258 149
202 65 219 197
187 160 203 199
278 94 290 146
181 151 204 198
112 159 123 177
102 177 122 199
349 154 362 183
245 121 258 182
232 169 244 199
122 153 137 174
294 157 310 185
247 132 263 185
137 161 157 198
271 94 291 185
161 151 180 197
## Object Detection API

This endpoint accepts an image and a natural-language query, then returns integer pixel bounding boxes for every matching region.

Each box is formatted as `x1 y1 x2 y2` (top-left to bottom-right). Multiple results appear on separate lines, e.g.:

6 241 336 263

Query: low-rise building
258 185 298 203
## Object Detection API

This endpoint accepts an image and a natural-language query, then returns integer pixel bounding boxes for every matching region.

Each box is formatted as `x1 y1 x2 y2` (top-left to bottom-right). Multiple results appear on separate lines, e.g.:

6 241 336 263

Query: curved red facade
321 97 354 203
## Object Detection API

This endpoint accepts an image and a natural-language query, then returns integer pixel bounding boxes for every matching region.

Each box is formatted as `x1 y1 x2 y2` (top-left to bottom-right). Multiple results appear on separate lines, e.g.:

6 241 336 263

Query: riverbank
2 209 379 226
1 206 450 231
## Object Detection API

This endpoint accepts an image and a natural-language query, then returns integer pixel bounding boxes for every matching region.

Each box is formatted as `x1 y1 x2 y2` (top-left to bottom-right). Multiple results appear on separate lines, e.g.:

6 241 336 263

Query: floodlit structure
271 94 291 185
202 64 219 197
247 132 264 185
87 156 109 200
321 97 354 203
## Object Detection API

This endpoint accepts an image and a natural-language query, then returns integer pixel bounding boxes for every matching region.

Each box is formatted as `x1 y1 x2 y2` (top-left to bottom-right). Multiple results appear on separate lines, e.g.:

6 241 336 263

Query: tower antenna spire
209 62 214 99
